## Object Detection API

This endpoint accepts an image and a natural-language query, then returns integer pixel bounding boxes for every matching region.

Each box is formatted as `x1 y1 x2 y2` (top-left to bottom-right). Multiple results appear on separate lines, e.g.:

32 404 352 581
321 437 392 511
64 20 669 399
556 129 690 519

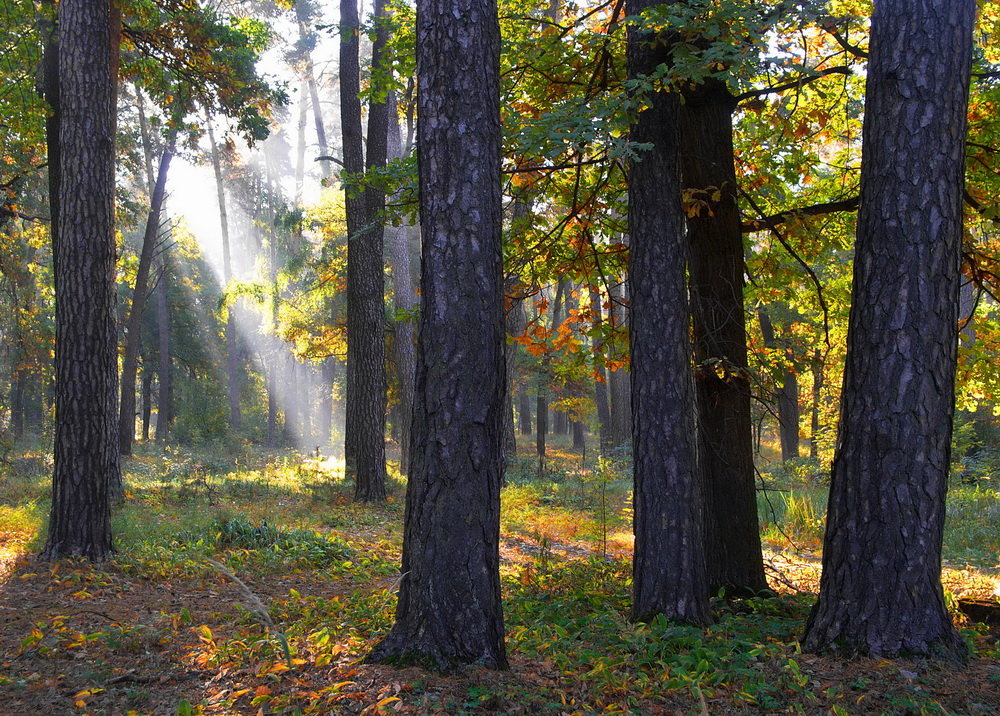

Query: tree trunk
366 0 506 669
627 0 709 624
809 350 825 460
141 369 152 442
119 138 174 457
154 256 172 443
387 93 417 475
802 0 974 660
680 77 766 595
590 288 613 456
342 0 388 502
607 279 631 448
518 392 532 435
758 309 800 461
206 119 242 431
10 370 26 439
43 0 118 560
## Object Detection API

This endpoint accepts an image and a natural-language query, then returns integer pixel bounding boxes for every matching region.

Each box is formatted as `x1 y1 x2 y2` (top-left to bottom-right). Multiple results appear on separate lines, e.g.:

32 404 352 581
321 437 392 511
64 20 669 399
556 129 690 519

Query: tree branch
735 66 852 103
741 196 859 232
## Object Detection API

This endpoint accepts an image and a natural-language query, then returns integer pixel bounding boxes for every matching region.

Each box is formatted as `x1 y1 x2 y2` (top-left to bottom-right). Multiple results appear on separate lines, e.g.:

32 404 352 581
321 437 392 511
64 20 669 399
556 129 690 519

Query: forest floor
0 443 998 715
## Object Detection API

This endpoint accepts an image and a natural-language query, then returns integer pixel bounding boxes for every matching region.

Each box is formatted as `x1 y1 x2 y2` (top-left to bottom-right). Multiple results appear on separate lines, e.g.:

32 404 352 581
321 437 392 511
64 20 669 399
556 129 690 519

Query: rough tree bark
802 0 974 660
42 0 118 560
627 0 709 624
342 0 388 501
366 0 507 669
680 77 766 595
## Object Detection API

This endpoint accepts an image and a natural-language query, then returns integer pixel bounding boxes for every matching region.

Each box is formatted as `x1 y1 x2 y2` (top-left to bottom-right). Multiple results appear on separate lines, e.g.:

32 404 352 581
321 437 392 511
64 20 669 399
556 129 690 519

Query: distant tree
802 0 975 659
366 0 507 669
41 0 118 560
627 0 709 624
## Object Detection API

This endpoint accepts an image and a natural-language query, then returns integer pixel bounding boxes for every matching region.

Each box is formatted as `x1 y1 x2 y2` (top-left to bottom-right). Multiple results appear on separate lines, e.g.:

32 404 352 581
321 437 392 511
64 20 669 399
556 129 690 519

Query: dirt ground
0 539 998 715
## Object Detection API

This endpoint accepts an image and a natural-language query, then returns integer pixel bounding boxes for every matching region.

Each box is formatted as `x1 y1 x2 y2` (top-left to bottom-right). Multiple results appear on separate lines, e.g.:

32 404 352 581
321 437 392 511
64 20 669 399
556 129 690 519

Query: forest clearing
0 442 998 714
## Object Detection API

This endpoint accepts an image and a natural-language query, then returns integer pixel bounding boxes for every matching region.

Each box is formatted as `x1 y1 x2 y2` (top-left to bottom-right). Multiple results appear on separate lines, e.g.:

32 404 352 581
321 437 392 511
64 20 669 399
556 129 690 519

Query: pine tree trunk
154 256 172 443
119 139 174 457
627 0 709 624
809 350 824 460
590 288 613 456
680 78 766 595
802 0 974 659
43 0 118 560
140 369 151 441
206 120 242 431
607 280 631 448
366 0 506 668
342 0 388 502
518 393 532 435
387 94 417 475
759 309 800 461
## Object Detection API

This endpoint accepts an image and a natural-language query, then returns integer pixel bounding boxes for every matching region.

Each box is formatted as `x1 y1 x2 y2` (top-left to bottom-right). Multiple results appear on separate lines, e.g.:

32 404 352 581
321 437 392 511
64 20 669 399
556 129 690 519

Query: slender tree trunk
119 138 174 457
627 0 709 624
809 350 825 460
607 279 631 447
43 0 118 560
802 0 973 660
206 120 242 431
590 288 613 456
10 370 26 439
366 0 506 668
154 256 172 443
141 370 152 442
387 93 417 475
518 392 532 434
759 309 800 461
680 77 766 595
342 0 388 501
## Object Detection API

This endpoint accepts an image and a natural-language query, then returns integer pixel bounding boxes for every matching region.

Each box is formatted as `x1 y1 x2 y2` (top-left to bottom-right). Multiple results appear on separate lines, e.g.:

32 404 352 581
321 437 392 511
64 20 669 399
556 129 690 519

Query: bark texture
627 0 709 624
680 78 766 595
802 0 974 659
342 0 388 501
42 0 118 560
366 0 507 669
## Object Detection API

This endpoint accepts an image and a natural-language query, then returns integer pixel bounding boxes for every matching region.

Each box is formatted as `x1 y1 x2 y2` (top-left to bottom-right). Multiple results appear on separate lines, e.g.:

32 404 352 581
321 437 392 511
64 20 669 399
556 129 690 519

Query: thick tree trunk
366 0 506 669
342 0 388 501
119 138 174 457
680 78 766 595
43 0 118 560
627 0 709 624
802 0 974 660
